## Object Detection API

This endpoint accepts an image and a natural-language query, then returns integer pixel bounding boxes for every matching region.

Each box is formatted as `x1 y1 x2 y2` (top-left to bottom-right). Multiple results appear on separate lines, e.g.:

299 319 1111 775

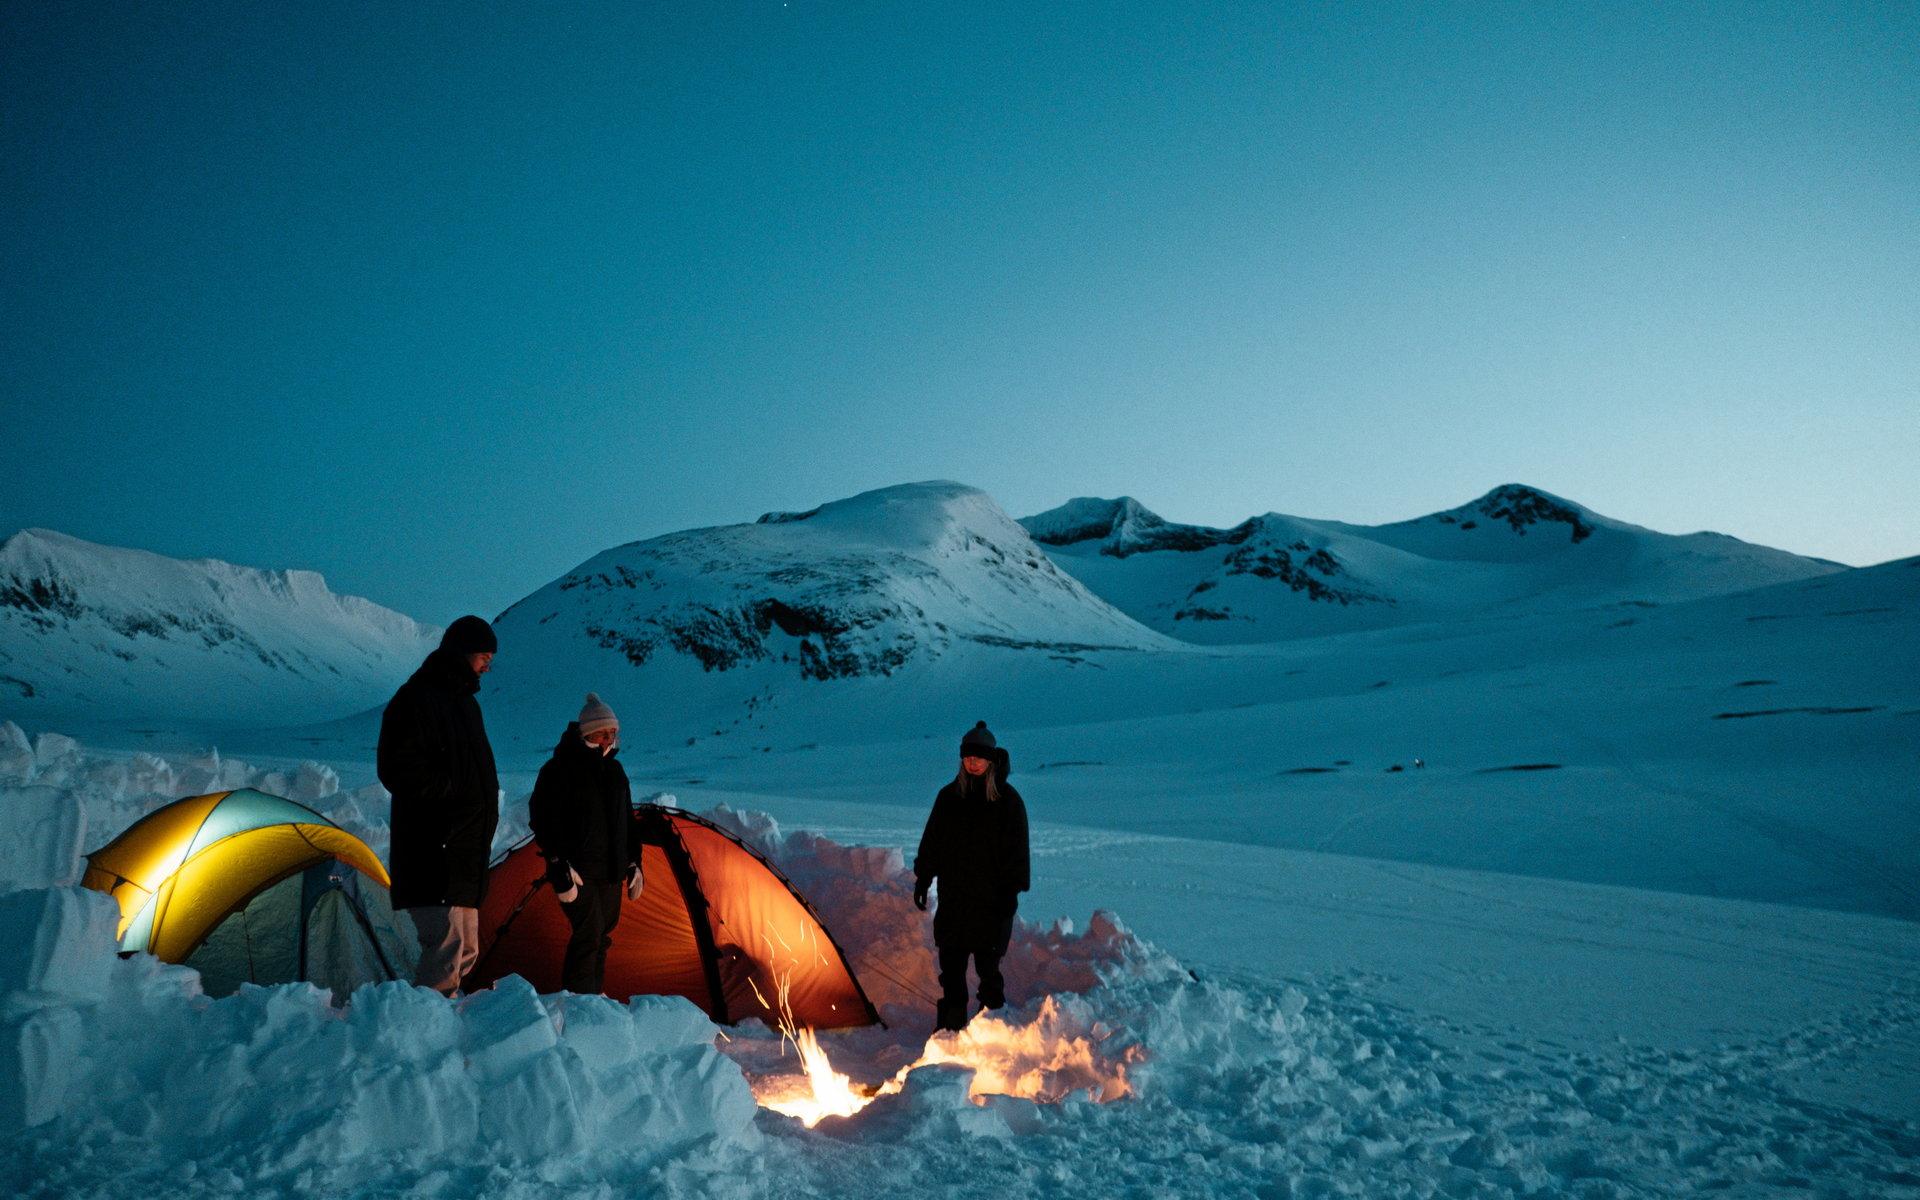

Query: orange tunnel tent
80 789 406 994
466 805 881 1030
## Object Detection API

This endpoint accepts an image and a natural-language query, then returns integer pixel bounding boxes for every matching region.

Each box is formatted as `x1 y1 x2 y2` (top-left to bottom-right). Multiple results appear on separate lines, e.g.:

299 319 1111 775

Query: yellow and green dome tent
81 789 411 997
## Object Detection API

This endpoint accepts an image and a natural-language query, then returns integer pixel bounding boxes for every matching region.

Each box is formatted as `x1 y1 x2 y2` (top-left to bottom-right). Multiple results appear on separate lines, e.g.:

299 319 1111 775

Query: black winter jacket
528 723 637 883
913 750 1030 949
378 649 500 909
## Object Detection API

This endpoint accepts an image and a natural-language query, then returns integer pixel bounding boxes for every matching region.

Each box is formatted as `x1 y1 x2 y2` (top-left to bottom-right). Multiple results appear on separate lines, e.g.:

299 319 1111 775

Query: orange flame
748 984 1138 1126
915 996 1137 1103
753 1025 878 1127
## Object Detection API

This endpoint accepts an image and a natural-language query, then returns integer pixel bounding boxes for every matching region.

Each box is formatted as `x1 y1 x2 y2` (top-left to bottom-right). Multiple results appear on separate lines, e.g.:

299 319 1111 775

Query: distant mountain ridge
0 529 437 726
0 483 1854 737
1021 484 1844 642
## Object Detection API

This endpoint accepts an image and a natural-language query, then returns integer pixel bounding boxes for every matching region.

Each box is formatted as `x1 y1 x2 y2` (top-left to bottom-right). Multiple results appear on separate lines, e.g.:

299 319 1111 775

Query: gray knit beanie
578 693 619 739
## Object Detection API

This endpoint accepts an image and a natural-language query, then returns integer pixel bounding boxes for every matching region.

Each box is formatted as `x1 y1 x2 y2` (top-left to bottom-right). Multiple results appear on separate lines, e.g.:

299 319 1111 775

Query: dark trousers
558 881 624 995
937 941 1006 1015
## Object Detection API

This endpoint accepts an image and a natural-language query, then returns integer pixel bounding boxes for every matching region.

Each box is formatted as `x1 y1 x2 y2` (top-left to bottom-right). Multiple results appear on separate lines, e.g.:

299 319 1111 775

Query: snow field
2 734 1916 1197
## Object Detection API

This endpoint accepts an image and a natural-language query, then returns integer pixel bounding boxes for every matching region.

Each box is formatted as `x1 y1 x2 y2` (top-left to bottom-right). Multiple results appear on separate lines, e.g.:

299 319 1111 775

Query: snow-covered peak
1457 484 1602 539
0 529 438 727
1356 484 1623 562
742 481 1037 555
481 482 1172 745
1020 497 1163 549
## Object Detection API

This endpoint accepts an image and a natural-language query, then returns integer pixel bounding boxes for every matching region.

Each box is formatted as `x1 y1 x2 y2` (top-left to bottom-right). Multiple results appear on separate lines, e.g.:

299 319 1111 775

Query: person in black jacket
528 693 644 995
378 615 501 996
913 720 1030 1032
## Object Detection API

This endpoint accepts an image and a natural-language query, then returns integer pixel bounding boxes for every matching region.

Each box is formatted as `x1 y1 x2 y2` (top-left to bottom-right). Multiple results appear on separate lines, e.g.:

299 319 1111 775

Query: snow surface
391 550 1913 923
2 735 1916 1198
0 529 437 728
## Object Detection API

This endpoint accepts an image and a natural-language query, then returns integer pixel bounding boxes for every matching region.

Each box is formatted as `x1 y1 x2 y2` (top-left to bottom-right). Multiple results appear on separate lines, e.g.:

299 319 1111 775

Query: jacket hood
416 647 480 694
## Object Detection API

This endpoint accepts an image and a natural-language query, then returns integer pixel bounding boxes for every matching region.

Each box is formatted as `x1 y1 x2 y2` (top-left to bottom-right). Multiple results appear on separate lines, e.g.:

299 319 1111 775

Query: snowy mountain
473 482 1175 749
1020 484 1844 642
0 529 438 727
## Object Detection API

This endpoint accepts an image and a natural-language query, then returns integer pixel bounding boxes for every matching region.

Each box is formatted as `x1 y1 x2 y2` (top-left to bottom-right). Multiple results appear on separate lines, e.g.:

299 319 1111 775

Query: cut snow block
624 992 727 1048
460 977 582 1156
546 992 760 1162
30 733 79 771
0 1004 85 1128
0 721 33 784
0 887 120 1001
604 995 760 1157
843 1063 1012 1141
346 979 465 1060
290 761 339 803
0 785 87 891
460 976 561 1082
125 752 175 799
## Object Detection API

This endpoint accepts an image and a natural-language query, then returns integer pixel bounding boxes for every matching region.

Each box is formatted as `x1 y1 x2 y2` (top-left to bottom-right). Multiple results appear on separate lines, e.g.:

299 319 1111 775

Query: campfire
751 993 1140 1127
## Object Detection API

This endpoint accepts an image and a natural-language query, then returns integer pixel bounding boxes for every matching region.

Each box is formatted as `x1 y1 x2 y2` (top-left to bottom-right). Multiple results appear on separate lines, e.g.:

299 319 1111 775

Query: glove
625 862 645 902
547 858 581 905
912 880 929 911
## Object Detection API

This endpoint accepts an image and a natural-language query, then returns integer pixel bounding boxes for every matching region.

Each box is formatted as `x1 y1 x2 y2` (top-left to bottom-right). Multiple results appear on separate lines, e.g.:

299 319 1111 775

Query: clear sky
3 3 1915 623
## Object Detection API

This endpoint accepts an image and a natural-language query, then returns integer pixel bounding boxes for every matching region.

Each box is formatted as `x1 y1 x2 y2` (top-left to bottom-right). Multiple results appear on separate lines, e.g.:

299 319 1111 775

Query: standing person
913 721 1031 1032
529 693 644 994
378 615 501 996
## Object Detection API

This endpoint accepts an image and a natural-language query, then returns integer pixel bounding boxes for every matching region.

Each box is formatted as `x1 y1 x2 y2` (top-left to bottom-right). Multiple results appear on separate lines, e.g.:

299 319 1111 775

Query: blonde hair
953 761 1001 803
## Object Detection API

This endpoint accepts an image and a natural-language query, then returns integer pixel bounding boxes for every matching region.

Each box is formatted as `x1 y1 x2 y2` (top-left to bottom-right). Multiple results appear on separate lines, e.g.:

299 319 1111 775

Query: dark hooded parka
528 722 638 883
378 647 500 909
914 746 1030 952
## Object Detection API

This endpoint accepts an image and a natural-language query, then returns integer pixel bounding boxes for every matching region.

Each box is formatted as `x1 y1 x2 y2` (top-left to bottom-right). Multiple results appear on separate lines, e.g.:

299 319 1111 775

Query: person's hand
625 862 645 902
547 858 580 905
913 881 929 911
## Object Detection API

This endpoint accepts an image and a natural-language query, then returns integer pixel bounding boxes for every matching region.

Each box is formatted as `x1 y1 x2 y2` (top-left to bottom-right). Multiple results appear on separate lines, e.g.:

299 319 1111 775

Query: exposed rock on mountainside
1458 484 1595 541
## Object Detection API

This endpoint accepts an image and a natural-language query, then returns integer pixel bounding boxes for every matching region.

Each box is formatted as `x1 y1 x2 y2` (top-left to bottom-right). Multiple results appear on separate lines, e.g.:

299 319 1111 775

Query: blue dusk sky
2 3 1915 623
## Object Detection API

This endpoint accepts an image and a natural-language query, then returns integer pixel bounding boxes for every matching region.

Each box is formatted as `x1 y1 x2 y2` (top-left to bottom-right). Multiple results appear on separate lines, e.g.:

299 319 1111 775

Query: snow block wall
0 723 396 892
0 885 759 1192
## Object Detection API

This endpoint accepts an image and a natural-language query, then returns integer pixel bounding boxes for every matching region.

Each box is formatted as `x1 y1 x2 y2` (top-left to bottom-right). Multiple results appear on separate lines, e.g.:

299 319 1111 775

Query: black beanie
440 615 498 655
959 720 996 757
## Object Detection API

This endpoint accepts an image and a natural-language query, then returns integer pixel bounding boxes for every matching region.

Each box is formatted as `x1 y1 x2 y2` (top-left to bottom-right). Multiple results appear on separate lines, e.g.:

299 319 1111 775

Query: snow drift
0 888 760 1196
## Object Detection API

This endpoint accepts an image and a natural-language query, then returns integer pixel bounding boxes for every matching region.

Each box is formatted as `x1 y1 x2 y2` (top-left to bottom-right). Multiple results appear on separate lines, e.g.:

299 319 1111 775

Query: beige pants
410 905 480 995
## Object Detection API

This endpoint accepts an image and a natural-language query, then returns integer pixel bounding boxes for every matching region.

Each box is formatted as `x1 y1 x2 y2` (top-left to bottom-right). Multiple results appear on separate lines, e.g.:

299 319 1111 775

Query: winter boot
935 999 970 1032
